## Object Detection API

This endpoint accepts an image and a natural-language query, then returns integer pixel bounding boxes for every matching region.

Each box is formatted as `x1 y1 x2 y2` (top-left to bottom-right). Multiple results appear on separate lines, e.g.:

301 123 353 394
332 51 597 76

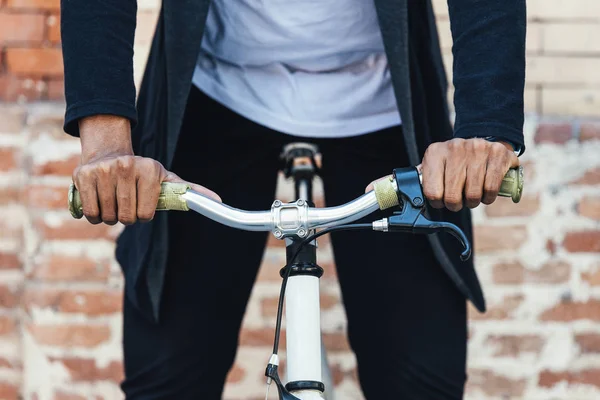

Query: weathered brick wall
0 1 599 399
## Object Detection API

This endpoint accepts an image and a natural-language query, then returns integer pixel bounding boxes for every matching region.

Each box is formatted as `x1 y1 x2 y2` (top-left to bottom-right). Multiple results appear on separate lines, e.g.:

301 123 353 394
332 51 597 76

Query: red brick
485 195 540 217
328 363 357 386
0 11 45 43
26 184 68 209
29 254 110 282
484 334 545 357
0 148 18 172
466 369 526 397
0 74 44 102
322 332 351 352
539 369 600 389
0 187 22 205
24 287 122 316
492 260 570 284
47 78 64 100
28 323 110 347
473 225 528 253
0 358 16 369
0 218 22 241
540 299 600 322
31 154 79 176
469 295 524 320
6 0 60 9
580 124 600 142
225 364 245 384
0 252 20 270
256 255 285 283
575 333 600 353
52 357 124 383
578 196 600 220
0 315 16 335
546 239 557 255
572 167 600 185
33 217 114 241
6 48 63 77
0 285 20 308
0 106 26 133
239 327 282 348
53 391 86 400
47 13 60 43
534 123 573 144
0 382 19 399
563 231 600 253
582 265 600 286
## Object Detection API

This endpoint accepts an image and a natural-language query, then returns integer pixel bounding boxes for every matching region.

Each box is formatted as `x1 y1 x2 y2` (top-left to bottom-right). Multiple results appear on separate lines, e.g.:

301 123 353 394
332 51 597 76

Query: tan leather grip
373 166 524 210
68 182 190 219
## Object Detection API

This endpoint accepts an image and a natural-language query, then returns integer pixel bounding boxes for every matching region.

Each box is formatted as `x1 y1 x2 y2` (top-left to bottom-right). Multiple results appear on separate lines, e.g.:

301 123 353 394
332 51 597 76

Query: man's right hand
73 115 220 225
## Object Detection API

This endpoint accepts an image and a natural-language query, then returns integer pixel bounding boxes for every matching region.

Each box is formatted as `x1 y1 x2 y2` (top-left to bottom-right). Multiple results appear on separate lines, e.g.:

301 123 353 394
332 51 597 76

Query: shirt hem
191 66 402 138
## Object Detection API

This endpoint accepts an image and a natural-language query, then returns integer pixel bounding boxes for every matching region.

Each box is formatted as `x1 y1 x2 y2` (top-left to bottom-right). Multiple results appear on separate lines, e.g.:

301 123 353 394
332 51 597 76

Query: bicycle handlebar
68 167 523 230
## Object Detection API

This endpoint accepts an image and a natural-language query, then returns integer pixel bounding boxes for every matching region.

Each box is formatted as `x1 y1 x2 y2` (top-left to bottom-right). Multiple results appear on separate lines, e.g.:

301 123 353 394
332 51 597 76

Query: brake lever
377 168 472 261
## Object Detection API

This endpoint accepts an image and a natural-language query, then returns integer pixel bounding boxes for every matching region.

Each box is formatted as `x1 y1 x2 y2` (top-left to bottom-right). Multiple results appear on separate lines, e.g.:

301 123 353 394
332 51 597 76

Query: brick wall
0 1 599 399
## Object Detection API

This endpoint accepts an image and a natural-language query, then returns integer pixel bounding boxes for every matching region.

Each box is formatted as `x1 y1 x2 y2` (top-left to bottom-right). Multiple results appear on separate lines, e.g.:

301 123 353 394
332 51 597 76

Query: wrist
79 115 133 163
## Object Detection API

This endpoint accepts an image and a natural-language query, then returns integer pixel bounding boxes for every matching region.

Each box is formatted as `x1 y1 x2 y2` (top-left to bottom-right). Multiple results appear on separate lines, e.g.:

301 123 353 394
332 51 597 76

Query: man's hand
421 138 519 211
73 115 220 225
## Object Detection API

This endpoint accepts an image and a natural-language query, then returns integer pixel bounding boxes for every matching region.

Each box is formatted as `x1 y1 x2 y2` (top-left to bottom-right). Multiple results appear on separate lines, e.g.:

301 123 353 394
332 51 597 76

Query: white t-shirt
191 0 401 138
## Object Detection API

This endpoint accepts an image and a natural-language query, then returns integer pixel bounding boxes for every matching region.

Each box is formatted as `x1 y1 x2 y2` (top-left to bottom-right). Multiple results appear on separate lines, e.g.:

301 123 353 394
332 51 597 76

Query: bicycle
68 144 523 400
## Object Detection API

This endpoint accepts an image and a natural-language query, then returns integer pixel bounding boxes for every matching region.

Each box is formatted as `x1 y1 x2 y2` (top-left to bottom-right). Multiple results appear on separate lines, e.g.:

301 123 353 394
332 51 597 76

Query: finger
464 161 486 209
116 157 137 225
136 160 161 223
483 144 514 205
96 169 118 225
421 147 445 209
74 166 101 224
464 141 488 209
163 171 222 203
443 150 467 212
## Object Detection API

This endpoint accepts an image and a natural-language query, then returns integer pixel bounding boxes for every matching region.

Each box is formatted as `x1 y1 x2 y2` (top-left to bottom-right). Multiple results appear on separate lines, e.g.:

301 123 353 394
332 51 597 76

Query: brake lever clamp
383 168 472 261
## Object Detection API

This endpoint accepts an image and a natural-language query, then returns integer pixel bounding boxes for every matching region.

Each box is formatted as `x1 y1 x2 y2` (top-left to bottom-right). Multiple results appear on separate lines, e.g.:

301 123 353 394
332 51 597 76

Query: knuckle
77 164 94 179
96 161 113 176
116 156 134 172
444 193 463 206
470 138 489 152
448 138 465 151
465 191 482 204
119 213 136 225
423 186 443 201
82 207 99 219
491 142 508 155
137 209 155 222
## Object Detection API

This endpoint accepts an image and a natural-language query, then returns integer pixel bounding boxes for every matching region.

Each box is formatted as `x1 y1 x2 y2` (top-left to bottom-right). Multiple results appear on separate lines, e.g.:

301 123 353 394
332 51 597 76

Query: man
61 0 525 398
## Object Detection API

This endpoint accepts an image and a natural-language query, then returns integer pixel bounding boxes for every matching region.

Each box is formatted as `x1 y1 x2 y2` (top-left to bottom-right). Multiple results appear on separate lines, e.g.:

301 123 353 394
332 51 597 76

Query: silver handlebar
181 189 382 238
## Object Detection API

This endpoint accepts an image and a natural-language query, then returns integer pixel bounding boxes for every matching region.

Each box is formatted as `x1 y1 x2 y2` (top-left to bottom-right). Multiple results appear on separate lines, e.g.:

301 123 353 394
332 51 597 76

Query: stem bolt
273 200 282 207
297 199 305 206
297 229 307 238
274 230 283 239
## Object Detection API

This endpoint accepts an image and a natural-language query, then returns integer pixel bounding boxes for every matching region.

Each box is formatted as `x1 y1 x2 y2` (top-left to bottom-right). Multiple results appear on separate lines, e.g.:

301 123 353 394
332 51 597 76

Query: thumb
162 171 222 203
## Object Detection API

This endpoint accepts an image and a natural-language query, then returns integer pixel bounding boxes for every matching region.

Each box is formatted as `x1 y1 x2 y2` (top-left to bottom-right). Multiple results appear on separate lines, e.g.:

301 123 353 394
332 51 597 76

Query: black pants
121 87 468 399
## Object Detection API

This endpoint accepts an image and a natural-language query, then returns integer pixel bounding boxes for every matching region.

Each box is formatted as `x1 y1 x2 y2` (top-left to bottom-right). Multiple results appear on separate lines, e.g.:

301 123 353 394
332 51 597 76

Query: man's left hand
420 138 519 211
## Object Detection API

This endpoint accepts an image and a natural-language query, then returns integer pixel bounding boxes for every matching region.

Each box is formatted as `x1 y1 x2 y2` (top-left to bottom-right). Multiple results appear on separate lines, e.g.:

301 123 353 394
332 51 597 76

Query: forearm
61 0 138 137
447 0 526 150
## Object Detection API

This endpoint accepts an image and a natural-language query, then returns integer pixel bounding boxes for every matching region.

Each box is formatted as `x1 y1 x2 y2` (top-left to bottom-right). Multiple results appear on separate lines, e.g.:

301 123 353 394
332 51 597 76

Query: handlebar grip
374 166 524 210
68 182 190 219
